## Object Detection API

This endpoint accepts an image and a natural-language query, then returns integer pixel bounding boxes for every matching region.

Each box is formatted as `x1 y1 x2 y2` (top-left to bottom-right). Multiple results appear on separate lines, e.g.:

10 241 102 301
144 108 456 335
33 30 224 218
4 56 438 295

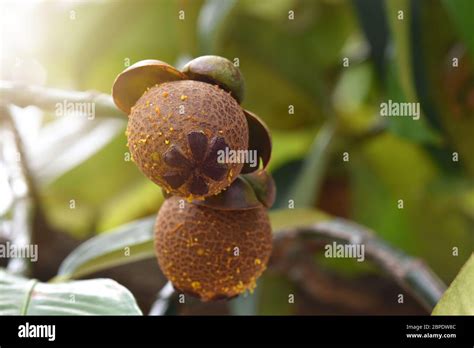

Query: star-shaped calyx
162 131 229 195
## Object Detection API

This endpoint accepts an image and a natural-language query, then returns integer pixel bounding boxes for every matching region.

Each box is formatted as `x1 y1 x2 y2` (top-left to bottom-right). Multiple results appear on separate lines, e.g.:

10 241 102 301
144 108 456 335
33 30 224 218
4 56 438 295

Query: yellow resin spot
180 95 188 101
191 281 201 289
164 139 170 145
151 152 160 161
162 91 169 98
227 169 234 181
155 107 160 115
169 127 174 131
254 258 262 265
196 248 205 256
158 131 163 136
231 281 245 293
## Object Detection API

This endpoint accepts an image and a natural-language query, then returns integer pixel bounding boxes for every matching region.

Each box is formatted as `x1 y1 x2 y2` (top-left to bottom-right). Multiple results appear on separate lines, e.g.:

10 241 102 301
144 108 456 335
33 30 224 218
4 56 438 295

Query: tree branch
0 105 35 276
274 218 446 311
0 81 124 119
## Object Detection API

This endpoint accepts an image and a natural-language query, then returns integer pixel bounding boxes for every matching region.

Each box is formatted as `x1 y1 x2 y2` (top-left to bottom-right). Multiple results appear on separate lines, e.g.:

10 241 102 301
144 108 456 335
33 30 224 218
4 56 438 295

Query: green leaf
350 133 437 254
0 269 142 315
442 0 474 57
285 122 336 207
33 118 123 185
198 0 237 53
96 179 164 232
270 208 329 231
419 3 474 176
385 61 441 145
56 217 155 280
56 209 329 280
433 254 474 315
43 132 150 238
385 0 416 100
384 0 441 145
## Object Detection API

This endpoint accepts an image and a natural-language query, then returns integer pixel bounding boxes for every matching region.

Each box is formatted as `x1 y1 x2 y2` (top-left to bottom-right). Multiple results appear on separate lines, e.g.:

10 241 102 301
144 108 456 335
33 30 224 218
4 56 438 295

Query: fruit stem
274 218 447 312
149 282 176 316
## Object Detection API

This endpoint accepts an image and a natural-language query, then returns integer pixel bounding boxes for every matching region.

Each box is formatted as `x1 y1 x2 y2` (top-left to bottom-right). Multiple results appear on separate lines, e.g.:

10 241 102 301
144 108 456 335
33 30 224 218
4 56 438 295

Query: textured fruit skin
154 196 272 301
127 80 249 199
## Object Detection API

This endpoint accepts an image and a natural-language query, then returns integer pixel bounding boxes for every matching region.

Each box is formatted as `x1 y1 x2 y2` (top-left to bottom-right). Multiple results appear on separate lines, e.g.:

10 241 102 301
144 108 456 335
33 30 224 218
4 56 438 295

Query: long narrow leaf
56 217 155 280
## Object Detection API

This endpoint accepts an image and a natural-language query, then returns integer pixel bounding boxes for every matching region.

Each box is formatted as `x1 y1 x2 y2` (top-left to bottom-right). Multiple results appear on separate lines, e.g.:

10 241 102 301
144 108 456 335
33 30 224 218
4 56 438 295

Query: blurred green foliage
10 0 473 286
